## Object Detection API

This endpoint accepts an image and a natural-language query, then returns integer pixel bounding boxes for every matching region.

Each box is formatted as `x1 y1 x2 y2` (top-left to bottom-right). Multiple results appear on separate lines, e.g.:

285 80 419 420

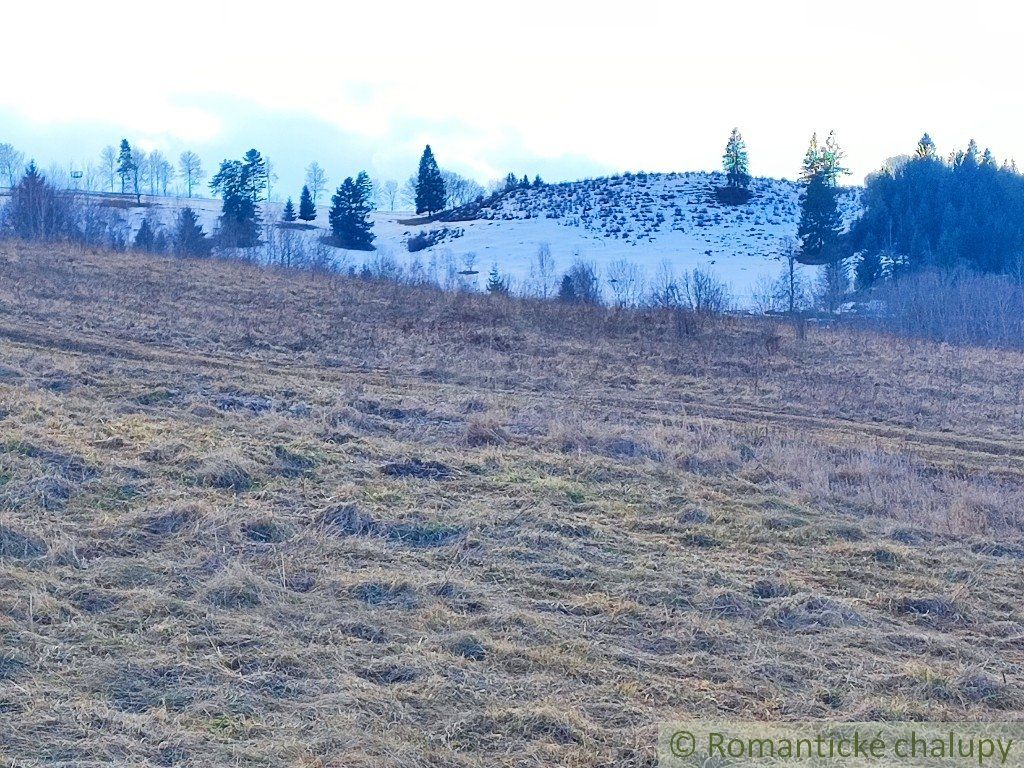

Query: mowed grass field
0 243 1023 767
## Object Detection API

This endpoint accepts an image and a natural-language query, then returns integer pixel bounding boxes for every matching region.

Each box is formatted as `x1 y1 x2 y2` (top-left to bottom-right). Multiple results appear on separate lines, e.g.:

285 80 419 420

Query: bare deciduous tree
305 162 328 202
400 175 417 210
82 161 99 192
0 143 26 188
752 263 812 315
178 151 204 198
440 170 484 209
814 259 850 313
853 267 1024 348
45 163 70 190
146 151 174 196
380 179 399 211
650 260 681 308
526 243 556 298
680 268 732 314
265 157 279 202
606 258 644 307
100 145 118 192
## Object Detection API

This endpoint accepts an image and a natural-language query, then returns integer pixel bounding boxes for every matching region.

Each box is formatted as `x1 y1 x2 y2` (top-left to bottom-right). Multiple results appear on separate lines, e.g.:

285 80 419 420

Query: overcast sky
2 0 1019 194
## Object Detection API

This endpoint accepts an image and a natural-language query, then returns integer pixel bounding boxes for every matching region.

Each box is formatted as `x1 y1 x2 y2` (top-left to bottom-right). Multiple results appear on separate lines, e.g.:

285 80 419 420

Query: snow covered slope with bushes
123 171 862 305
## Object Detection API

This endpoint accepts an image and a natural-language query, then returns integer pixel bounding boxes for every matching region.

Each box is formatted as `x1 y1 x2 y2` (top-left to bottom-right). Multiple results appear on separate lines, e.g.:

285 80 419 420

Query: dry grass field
0 242 1023 767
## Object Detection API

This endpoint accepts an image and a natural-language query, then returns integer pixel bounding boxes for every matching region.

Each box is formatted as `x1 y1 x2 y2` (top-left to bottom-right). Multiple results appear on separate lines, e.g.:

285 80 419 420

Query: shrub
861 268 1024 348
557 261 601 304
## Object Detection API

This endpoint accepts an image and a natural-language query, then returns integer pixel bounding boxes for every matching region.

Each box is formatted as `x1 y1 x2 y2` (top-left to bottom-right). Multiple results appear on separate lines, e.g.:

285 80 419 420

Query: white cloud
2 0 1022 182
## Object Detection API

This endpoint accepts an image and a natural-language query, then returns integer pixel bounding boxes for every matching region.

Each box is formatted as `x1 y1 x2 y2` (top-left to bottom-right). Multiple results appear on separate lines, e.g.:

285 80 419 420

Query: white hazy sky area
1 0 1020 193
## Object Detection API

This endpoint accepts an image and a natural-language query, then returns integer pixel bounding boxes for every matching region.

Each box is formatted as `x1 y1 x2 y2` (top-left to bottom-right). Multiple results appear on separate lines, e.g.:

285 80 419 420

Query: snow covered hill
119 171 861 306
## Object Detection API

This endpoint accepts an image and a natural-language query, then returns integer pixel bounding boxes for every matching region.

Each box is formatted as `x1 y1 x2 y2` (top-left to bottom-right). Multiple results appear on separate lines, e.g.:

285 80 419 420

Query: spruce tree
7 161 73 240
486 265 509 295
134 218 155 251
557 274 577 302
965 139 979 164
820 131 849 185
116 139 135 194
282 197 297 222
172 207 211 257
415 145 445 215
796 132 847 262
797 172 841 262
800 133 821 183
722 128 750 189
298 185 316 221
356 170 374 210
915 133 937 159
329 173 376 250
855 250 884 289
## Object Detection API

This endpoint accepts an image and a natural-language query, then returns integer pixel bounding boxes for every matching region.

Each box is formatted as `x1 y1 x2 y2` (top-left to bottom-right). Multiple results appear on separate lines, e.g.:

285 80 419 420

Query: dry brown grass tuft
191 449 260 491
0 242 1023 766
465 416 510 447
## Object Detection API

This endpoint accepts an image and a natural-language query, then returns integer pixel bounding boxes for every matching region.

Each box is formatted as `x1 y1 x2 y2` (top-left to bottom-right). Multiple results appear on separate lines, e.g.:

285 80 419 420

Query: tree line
0 139 210 200
6 127 1024 311
0 139 506 256
1 159 212 257
716 127 1022 308
849 135 1024 287
0 138 524 217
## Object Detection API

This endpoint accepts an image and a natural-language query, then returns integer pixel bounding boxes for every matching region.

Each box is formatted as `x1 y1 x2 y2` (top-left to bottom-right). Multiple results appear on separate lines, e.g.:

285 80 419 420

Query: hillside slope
111 172 861 303
0 244 1021 767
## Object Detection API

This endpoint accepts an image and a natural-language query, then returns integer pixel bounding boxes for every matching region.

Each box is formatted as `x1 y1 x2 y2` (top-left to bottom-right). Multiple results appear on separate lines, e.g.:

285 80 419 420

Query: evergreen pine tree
153 230 169 253
282 197 297 222
800 133 821 182
6 161 73 240
356 170 374 209
504 172 518 192
134 218 155 251
722 128 750 188
209 158 260 247
242 149 268 203
116 139 135 195
557 274 577 302
298 185 316 221
533 175 544 187
820 131 849 185
797 172 841 262
486 265 509 295
172 207 211 257
915 133 937 159
415 145 445 215
965 139 979 164
855 250 884 289
329 173 376 250
796 132 847 261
